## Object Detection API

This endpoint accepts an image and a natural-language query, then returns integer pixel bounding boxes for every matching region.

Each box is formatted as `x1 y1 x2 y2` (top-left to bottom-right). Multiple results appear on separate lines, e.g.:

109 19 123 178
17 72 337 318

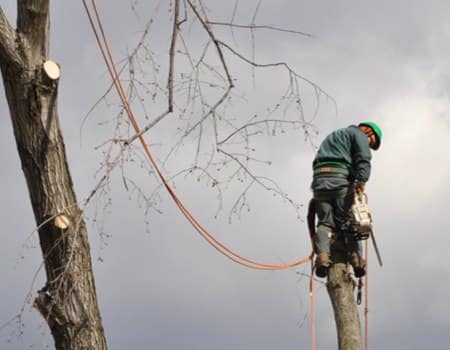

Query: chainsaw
352 192 383 267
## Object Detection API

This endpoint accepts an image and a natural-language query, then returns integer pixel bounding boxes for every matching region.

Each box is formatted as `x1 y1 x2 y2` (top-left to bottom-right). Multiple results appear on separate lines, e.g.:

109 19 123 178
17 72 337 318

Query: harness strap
314 172 348 179
313 187 349 200
313 166 349 176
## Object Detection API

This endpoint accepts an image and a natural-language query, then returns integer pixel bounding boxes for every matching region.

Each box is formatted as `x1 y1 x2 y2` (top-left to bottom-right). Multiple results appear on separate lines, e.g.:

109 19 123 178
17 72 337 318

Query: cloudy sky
1 1 450 349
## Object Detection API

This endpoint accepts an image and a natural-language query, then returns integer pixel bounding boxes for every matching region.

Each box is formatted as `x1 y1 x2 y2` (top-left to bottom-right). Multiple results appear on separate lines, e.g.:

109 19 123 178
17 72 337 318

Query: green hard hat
359 121 382 150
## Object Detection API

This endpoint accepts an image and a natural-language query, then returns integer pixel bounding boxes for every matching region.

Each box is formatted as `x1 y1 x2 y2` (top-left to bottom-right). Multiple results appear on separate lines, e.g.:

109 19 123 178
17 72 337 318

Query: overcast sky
1 1 450 349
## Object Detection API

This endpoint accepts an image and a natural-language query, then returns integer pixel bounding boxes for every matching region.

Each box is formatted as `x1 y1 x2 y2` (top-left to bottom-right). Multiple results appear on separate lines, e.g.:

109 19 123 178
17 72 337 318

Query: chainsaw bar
369 230 383 267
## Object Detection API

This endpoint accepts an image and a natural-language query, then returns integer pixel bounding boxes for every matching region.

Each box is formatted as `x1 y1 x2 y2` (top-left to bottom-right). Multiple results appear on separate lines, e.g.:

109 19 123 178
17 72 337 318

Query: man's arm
351 129 372 184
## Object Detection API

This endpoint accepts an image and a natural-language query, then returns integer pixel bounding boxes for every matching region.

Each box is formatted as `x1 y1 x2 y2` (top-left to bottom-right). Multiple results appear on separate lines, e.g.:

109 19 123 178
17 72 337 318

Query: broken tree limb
54 214 71 230
43 60 61 80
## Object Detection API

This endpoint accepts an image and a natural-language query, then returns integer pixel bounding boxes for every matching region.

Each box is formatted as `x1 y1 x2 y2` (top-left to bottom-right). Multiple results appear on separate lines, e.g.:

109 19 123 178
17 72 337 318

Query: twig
206 22 314 38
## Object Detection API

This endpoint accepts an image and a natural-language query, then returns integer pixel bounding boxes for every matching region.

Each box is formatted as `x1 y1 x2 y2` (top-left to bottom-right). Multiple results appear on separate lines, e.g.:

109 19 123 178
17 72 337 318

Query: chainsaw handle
354 191 368 204
353 181 365 194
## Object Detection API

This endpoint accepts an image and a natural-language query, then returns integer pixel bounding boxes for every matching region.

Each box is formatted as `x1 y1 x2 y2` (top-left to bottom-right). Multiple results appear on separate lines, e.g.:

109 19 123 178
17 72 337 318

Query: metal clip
356 278 363 305
357 289 362 305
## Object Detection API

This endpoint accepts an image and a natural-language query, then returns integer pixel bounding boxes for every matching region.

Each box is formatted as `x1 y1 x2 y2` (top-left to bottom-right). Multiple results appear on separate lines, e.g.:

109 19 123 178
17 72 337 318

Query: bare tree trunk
327 249 362 350
0 2 107 349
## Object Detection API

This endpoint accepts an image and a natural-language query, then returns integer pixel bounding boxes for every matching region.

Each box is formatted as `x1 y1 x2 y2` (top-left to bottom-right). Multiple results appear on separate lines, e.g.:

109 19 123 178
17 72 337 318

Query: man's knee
315 225 334 253
317 224 334 237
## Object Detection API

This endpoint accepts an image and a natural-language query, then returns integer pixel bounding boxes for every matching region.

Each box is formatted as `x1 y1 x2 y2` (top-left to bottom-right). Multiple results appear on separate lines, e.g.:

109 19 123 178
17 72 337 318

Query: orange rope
364 239 369 350
81 0 313 271
310 262 316 350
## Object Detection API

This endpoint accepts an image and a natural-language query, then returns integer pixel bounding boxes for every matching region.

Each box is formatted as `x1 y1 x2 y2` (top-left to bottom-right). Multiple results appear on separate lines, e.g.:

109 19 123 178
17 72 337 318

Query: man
311 122 382 278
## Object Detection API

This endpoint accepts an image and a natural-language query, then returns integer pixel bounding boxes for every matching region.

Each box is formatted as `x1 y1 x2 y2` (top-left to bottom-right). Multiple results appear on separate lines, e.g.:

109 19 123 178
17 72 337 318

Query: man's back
313 126 370 170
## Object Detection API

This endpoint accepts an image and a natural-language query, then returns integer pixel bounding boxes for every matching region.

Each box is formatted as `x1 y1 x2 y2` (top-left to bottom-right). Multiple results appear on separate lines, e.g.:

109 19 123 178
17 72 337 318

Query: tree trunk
0 2 107 349
327 246 362 350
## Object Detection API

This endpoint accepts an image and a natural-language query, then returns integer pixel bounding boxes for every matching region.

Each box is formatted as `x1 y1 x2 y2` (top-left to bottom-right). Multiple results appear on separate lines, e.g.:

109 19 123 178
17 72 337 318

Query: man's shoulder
329 125 355 133
343 125 366 139
345 125 360 134
328 125 359 139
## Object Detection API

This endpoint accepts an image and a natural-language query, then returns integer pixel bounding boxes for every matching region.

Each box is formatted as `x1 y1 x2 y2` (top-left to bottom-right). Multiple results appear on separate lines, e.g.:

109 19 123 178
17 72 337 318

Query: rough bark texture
327 242 362 350
0 2 107 349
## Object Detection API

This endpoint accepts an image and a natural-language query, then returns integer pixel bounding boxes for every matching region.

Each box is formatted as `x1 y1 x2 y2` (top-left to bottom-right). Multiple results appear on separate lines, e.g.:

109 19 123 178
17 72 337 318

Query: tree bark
327 243 362 350
0 2 107 349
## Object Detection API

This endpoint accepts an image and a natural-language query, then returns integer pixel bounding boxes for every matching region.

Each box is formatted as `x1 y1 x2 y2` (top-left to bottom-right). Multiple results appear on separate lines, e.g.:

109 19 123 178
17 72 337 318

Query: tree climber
311 122 382 278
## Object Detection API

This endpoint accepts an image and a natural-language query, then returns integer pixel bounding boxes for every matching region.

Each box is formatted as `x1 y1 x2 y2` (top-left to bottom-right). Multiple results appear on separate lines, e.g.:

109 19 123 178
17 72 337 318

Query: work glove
354 181 365 194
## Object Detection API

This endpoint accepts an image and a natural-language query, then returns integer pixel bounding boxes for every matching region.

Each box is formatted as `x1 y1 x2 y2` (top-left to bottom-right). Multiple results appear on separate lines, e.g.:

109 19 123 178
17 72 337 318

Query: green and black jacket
311 125 372 195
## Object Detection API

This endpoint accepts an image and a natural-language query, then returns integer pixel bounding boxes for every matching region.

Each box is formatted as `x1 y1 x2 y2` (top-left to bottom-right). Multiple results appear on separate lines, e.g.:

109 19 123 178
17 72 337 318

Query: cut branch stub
43 60 61 80
54 214 71 230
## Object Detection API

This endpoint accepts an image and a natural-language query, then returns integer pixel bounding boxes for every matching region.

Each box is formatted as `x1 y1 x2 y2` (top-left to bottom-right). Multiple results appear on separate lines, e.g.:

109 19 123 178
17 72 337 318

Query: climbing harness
312 165 351 200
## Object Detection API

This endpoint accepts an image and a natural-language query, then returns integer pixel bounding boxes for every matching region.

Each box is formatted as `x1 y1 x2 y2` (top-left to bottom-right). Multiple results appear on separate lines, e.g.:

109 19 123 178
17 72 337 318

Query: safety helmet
359 121 382 150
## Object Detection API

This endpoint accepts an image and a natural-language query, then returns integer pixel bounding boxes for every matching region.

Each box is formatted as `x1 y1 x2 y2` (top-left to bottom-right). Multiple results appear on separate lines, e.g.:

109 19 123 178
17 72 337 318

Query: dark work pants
314 191 362 255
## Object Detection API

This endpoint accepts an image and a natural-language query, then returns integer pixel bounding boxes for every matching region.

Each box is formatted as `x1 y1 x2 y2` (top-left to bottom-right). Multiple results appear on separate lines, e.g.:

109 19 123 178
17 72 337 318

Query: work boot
349 251 366 277
315 252 332 278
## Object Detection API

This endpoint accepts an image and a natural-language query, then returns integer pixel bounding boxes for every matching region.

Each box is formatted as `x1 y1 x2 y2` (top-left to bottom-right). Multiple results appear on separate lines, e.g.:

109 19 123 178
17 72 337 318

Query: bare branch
180 0 234 137
218 119 303 145
125 110 170 144
217 38 335 114
218 39 320 90
167 0 180 112
230 0 239 24
206 22 314 38
178 0 188 27
186 1 232 86
251 1 262 28
217 148 303 219
229 0 239 45
0 6 21 68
